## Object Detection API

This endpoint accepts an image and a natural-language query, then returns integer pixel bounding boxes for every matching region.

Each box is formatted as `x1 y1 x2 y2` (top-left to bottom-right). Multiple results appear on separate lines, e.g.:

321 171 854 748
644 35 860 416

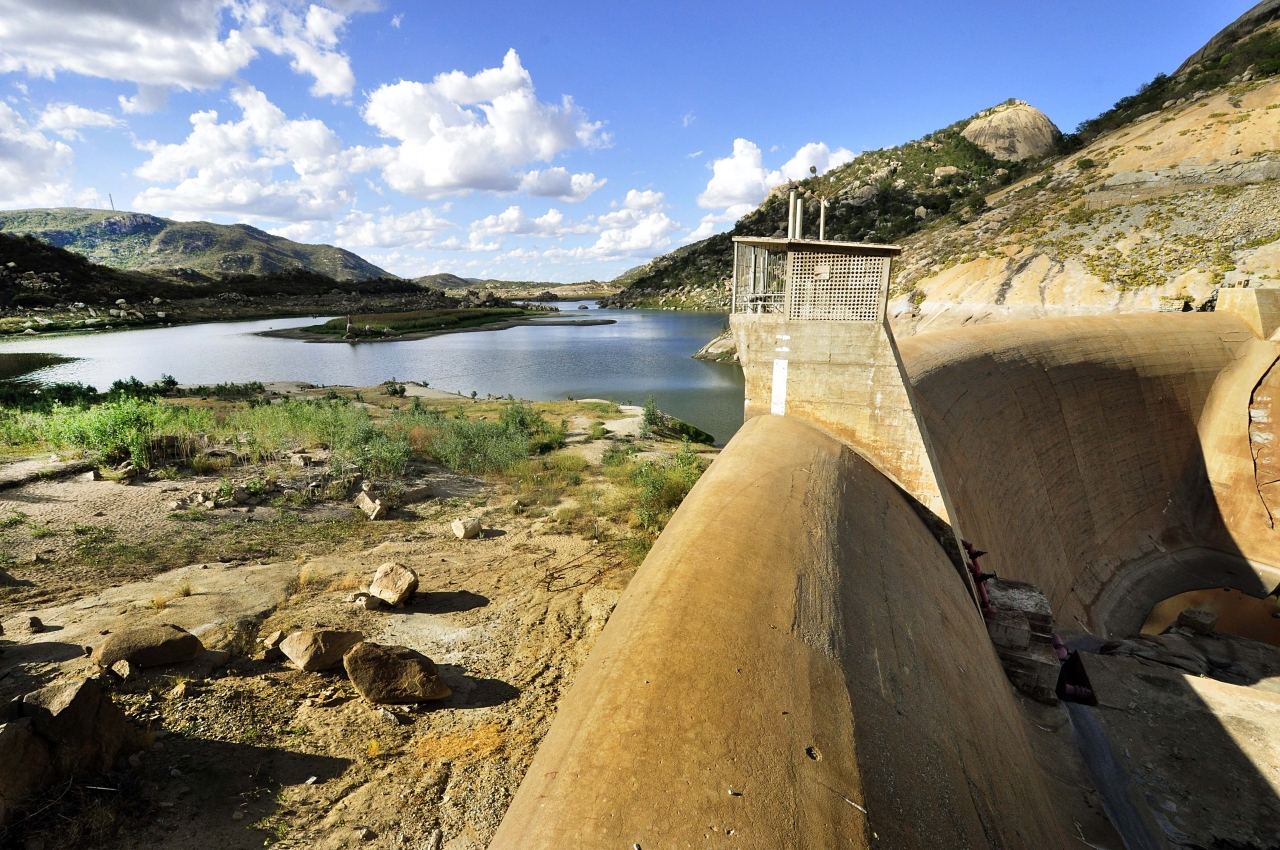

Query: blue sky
0 1 1258 282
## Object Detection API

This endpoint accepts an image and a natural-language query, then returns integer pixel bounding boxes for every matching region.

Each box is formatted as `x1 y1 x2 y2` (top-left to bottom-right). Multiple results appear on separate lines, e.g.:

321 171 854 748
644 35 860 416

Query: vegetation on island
308 308 541 337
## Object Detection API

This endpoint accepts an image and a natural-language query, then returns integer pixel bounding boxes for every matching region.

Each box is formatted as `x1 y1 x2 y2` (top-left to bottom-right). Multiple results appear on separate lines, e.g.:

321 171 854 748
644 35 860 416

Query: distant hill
0 208 390 281
0 230 420 309
413 272 617 300
601 101 1050 308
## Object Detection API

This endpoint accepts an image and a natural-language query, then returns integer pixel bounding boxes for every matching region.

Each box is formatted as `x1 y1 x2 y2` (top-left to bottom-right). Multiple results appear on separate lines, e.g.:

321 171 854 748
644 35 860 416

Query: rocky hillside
600 102 1053 309
609 1 1280 327
0 208 389 281
890 12 1280 335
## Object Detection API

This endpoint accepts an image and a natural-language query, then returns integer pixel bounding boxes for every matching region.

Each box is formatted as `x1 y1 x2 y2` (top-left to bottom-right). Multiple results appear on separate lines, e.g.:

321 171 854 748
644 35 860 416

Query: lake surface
0 303 747 444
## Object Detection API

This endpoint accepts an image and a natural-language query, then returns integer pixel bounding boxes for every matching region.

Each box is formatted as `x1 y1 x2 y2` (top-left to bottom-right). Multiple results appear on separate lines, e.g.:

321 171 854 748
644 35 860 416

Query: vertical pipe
796 197 803 240
787 191 796 240
732 242 738 314
819 200 826 241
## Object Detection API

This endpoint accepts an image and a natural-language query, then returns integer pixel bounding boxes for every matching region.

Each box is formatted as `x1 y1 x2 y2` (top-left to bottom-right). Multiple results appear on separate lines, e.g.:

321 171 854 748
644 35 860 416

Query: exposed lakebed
0 302 746 444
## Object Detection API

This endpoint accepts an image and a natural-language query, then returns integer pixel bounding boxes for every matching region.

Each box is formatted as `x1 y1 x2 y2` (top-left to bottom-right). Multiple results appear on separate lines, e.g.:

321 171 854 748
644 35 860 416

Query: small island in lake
261 305 615 343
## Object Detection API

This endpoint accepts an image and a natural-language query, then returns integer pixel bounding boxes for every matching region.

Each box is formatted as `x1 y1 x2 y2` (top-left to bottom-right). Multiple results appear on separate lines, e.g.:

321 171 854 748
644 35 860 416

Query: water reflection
0 303 746 444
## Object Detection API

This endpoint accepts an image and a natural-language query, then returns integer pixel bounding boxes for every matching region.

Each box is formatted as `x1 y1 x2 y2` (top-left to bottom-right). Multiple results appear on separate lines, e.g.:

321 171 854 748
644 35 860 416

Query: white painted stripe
770 358 788 416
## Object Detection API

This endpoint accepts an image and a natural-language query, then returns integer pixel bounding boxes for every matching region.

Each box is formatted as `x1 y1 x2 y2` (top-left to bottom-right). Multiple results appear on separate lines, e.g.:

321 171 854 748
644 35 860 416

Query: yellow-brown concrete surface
490 415 1071 850
899 312 1280 635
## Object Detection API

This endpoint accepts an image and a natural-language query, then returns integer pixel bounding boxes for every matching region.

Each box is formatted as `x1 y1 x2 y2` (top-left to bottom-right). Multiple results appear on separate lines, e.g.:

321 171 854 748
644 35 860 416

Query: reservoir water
0 303 747 445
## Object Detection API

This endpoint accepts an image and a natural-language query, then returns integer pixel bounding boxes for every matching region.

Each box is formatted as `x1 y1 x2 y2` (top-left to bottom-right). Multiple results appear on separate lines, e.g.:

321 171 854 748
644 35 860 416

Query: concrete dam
490 232 1280 848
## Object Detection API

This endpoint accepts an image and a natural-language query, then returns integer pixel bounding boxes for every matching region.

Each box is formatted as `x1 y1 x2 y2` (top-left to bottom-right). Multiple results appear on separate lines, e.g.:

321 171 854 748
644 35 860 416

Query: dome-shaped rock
961 101 1061 162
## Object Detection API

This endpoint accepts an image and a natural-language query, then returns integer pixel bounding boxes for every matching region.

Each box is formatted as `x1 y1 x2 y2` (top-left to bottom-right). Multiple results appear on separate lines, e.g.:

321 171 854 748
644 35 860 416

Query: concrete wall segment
491 415 1072 849
898 312 1280 633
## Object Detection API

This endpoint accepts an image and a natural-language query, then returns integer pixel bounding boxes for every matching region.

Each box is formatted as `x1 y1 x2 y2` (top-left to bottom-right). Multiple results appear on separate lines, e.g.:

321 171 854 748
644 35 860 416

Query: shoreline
258 317 616 343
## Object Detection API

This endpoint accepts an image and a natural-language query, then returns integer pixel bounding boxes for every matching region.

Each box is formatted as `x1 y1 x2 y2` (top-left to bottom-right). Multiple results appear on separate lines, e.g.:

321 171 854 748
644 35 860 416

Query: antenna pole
109 194 115 211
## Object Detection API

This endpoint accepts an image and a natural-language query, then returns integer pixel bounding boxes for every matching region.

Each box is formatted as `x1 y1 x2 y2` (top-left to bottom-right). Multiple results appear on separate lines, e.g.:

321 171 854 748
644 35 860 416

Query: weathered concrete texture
1218 288 1280 340
899 312 1280 635
732 312 952 523
491 415 1071 850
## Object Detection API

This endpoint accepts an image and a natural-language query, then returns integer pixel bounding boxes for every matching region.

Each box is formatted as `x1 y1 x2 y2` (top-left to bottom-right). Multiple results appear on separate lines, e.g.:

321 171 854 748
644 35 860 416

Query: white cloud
131 85 354 222
119 85 170 115
35 103 125 140
0 1 360 113
361 49 607 199
682 112 695 127
390 13 403 27
540 189 678 261
777 141 855 183
0 101 75 207
685 204 755 243
471 206 566 238
691 139 854 239
519 167 604 202
332 206 453 249
687 150 702 158
697 139 773 209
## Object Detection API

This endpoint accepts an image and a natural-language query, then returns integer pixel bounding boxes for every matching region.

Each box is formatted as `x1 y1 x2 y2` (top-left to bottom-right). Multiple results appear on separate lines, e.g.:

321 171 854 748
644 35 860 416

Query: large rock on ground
961 101 1062 162
0 718 52 825
92 623 203 668
368 562 418 607
22 677 130 776
343 642 452 704
280 630 364 672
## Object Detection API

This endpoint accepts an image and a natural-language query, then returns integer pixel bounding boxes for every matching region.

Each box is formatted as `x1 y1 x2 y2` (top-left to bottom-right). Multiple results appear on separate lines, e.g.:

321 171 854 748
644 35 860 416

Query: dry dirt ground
0 403 696 850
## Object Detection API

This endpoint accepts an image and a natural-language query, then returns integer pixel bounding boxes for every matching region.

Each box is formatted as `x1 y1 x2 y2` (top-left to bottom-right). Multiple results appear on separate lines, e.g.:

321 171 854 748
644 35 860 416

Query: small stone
24 617 44 634
356 826 377 841
1176 607 1217 636
170 767 181 777
261 630 285 650
168 681 191 700
356 594 385 612
451 517 482 540
128 752 142 768
232 810 244 821
354 491 388 520
80 469 99 482
110 660 139 683
368 562 418 607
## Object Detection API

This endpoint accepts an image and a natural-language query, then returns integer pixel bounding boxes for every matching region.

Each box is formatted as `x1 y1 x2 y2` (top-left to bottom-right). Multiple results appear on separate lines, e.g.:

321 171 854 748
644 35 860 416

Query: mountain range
0 208 389 281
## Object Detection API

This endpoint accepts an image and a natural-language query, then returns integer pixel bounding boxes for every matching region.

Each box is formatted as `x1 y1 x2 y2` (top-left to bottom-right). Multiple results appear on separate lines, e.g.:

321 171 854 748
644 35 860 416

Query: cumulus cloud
0 0 360 113
332 206 453 249
0 101 75 206
684 203 756 243
470 206 566 239
361 49 607 199
542 189 678 261
132 85 354 222
519 167 604 202
35 103 125 140
697 139 854 210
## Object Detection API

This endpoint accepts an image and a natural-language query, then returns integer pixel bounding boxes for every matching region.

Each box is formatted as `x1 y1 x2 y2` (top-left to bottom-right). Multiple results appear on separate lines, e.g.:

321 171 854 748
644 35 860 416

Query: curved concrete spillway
491 415 1072 849
898 312 1280 635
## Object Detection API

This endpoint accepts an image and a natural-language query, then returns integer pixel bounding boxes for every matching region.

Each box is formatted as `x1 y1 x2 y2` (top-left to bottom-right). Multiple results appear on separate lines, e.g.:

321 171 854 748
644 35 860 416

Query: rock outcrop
1 678 135 823
960 100 1062 162
280 630 364 672
343 642 452 704
92 623 204 668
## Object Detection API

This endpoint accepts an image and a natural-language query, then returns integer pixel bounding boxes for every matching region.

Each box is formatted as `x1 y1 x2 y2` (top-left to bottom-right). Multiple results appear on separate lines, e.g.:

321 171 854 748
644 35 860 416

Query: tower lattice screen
787 252 888 322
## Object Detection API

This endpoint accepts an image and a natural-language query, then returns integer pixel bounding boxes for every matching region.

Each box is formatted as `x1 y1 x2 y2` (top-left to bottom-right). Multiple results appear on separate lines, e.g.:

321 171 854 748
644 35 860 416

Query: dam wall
490 415 1072 849
898 312 1280 634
